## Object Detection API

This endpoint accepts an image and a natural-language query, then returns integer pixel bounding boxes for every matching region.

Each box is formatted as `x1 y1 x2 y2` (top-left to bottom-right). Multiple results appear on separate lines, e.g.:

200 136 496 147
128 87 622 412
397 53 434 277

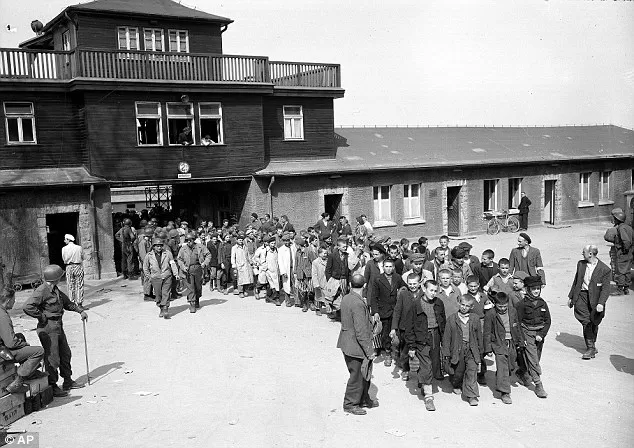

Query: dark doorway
447 187 461 236
46 212 79 266
324 194 343 220
544 180 556 225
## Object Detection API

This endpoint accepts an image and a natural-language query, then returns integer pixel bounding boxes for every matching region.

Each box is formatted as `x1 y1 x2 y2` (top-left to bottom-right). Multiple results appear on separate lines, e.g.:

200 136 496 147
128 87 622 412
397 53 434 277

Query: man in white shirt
61 234 84 306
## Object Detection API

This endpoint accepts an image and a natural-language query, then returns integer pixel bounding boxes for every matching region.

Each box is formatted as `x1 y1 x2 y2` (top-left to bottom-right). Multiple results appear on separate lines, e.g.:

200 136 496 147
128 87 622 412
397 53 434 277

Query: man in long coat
568 244 612 359
231 232 254 298
278 234 295 306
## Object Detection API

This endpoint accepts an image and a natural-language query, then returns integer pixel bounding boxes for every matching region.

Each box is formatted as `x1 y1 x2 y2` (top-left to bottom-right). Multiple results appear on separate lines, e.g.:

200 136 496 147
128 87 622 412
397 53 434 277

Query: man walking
144 238 179 319
177 232 211 313
568 244 612 359
604 208 633 295
62 234 84 306
115 218 135 279
337 274 376 415
23 265 88 397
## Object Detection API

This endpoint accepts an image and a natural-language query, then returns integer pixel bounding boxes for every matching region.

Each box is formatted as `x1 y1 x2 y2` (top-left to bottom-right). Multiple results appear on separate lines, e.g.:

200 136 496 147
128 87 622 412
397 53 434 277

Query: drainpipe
89 185 102 279
220 25 229 34
267 176 276 217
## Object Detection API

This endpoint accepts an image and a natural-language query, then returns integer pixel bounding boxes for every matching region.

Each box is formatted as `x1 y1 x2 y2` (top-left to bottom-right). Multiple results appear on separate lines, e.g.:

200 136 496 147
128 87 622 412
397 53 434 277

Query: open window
135 102 162 146
167 102 194 145
199 103 224 145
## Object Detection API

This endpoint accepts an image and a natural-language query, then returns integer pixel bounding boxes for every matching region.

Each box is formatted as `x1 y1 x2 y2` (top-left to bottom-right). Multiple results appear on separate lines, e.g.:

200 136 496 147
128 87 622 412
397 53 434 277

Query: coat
518 196 532 213
403 295 446 351
442 312 483 364
363 260 383 301
435 284 462 317
262 247 280 290
177 243 211 273
218 242 232 267
231 244 254 286
568 259 612 321
295 247 315 280
277 245 293 294
391 287 420 331
325 250 350 281
509 246 546 285
483 307 525 356
143 250 179 280
336 291 373 359
370 273 407 318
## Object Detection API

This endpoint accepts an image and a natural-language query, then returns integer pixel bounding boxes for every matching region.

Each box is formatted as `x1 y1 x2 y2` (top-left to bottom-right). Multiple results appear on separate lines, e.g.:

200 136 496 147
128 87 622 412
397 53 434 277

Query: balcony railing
0 48 341 88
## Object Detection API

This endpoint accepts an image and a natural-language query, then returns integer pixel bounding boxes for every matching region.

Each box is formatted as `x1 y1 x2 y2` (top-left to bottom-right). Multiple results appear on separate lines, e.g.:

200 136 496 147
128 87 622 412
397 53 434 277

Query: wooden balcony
0 48 341 88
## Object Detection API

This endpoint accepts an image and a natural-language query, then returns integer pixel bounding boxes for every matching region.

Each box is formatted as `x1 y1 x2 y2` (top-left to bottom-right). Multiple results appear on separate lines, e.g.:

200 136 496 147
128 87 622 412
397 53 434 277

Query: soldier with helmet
604 208 633 295
23 265 88 397
115 217 136 279
143 238 179 319
177 232 211 313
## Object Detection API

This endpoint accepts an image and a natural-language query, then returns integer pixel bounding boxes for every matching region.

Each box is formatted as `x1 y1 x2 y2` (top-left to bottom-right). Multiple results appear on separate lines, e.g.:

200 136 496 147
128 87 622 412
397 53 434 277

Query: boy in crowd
218 233 233 295
311 247 329 315
465 275 493 384
390 273 423 380
403 278 446 411
438 235 451 261
483 292 525 404
452 267 468 295
485 257 513 297
472 249 498 290
436 268 462 316
509 270 528 308
387 244 405 275
294 236 316 312
442 294 482 406
417 237 432 261
206 233 220 292
515 276 550 398
399 238 411 260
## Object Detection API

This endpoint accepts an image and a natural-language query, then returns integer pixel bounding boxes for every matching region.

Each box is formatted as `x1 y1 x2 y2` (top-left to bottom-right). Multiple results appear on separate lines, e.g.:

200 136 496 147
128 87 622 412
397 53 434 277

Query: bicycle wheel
487 219 500 235
507 216 520 233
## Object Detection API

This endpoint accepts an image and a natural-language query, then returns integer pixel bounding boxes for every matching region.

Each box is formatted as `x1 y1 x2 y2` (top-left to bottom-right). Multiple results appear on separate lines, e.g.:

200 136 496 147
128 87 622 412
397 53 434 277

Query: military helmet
43 264 64 282
611 208 626 222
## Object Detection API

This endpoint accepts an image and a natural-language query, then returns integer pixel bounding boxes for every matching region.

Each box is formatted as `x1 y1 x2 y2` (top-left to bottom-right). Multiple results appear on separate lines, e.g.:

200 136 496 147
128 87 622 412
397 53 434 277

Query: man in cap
0 287 45 394
402 253 433 285
23 265 88 396
515 275 549 398
604 208 633 295
337 273 376 415
458 242 480 270
177 232 211 313
508 233 545 286
115 218 135 279
568 244 612 359
231 232 254 298
250 213 261 231
62 234 84 306
449 247 473 283
144 238 179 318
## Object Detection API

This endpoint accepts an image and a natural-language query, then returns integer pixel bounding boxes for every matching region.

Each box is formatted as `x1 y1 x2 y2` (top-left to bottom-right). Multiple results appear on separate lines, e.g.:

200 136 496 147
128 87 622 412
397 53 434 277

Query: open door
544 180 555 225
46 212 79 266
324 194 343 220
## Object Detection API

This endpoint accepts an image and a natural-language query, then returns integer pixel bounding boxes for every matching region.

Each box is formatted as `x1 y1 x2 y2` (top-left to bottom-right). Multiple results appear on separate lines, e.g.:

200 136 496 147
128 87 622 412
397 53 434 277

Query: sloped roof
69 0 232 23
257 125 634 176
0 167 106 188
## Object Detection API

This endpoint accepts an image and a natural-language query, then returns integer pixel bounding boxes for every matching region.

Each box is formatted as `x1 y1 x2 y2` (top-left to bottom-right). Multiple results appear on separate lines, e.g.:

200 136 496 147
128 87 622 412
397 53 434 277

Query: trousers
522 328 544 383
151 276 172 307
121 244 134 276
65 264 84 305
184 265 203 303
574 290 599 341
519 212 529 230
493 340 517 394
415 345 433 386
343 354 370 408
428 327 443 379
9 346 45 378
37 319 72 386
379 316 393 356
610 247 632 288
450 341 479 398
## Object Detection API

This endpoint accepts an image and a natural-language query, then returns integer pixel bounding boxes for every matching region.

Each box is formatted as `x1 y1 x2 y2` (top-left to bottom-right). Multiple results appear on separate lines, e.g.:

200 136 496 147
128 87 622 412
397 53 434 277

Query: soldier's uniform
604 208 633 295
177 233 211 312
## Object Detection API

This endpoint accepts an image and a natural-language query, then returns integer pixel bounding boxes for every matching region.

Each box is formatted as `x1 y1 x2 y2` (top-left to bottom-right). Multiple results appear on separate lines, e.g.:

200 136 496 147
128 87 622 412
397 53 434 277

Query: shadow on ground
84 297 112 310
610 355 634 375
555 332 586 354
168 298 228 317
40 395 82 410
75 361 125 385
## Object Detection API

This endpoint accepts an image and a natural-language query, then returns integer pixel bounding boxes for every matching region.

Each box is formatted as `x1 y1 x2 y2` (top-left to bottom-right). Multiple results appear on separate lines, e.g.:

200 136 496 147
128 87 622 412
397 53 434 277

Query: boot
195 298 200 309
534 382 548 398
159 307 165 318
5 376 27 394
162 307 170 319
189 303 196 313
582 339 594 360
309 301 316 312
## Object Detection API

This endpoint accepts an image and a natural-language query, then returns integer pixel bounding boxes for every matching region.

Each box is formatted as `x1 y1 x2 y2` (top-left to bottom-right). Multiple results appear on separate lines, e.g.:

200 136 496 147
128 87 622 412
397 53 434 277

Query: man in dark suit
337 274 376 415
568 244 612 360
370 259 406 366
509 233 546 286
325 238 350 319
518 192 532 231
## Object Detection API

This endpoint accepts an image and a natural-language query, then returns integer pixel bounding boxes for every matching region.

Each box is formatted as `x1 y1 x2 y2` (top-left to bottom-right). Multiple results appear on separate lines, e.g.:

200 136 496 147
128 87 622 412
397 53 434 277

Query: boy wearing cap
483 292 525 404
442 294 482 406
509 270 528 308
516 276 550 398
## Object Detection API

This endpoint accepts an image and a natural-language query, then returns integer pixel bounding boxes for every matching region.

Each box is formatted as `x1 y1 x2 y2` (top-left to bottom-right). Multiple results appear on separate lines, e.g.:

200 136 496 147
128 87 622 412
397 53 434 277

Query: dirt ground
7 221 634 448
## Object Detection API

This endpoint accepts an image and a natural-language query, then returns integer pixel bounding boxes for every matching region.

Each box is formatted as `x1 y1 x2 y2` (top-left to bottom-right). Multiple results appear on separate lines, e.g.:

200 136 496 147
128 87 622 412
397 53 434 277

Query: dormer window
168 30 189 53
144 29 164 52
118 27 139 50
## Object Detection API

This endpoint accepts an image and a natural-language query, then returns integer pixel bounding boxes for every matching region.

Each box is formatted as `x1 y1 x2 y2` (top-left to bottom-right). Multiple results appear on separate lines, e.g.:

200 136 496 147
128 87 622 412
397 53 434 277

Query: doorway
324 194 343 220
447 187 461 236
544 180 556 225
46 212 79 266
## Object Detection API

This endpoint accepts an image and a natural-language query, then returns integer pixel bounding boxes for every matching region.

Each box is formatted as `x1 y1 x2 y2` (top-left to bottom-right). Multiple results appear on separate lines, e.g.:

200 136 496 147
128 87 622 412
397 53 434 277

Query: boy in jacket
483 292 526 404
516 276 550 398
442 294 482 406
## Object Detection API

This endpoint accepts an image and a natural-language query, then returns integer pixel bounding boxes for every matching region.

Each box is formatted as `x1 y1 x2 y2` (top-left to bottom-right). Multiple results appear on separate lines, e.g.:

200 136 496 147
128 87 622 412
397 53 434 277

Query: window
579 173 591 202
283 105 304 140
373 186 392 221
168 30 189 53
403 184 422 218
508 178 522 209
62 30 71 51
483 179 499 212
199 103 223 144
135 102 162 146
167 102 194 145
118 27 139 50
4 102 36 144
143 28 164 52
599 171 611 202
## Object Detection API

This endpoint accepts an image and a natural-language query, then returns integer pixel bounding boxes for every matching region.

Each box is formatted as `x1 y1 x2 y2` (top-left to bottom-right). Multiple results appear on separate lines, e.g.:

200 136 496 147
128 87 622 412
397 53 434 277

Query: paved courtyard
8 221 634 448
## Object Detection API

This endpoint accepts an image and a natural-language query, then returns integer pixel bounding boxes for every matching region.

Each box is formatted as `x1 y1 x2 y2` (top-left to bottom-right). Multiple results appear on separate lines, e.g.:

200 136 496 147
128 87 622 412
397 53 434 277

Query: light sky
1 0 633 129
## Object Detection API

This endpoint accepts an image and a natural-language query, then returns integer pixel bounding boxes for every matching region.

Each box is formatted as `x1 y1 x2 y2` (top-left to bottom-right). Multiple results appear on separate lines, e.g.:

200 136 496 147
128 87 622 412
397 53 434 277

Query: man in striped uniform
62 234 84 306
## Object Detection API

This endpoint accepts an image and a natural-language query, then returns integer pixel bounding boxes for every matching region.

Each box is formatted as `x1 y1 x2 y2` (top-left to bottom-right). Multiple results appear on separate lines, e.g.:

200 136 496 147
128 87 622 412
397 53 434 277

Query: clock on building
178 162 190 174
